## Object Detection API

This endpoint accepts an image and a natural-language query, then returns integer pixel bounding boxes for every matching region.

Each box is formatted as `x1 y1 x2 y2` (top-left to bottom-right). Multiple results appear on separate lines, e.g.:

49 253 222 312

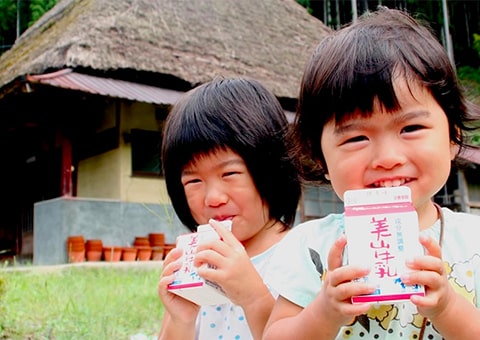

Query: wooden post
61 138 73 197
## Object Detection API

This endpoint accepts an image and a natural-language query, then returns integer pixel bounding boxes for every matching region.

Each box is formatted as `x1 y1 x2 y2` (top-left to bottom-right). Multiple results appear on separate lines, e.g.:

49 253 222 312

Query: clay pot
133 237 150 248
68 250 85 263
67 235 85 251
86 239 103 251
151 246 164 261
103 246 122 262
122 247 138 261
136 246 152 261
85 239 103 261
86 250 102 262
148 233 165 247
66 235 85 263
162 243 176 259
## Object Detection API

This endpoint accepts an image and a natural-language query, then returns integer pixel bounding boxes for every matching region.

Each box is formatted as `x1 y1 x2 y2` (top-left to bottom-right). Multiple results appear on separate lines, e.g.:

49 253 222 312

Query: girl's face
180 148 270 245
321 79 456 228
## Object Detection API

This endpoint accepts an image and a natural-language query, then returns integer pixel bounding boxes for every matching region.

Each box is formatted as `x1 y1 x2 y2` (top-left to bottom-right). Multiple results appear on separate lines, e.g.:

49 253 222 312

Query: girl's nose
371 141 406 170
204 183 228 207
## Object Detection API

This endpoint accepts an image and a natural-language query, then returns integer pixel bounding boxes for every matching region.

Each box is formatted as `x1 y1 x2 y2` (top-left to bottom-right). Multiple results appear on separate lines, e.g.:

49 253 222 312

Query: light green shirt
266 208 480 339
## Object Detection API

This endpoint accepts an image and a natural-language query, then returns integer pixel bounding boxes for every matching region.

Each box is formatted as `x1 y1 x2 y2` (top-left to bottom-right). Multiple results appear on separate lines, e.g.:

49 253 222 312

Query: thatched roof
0 0 331 99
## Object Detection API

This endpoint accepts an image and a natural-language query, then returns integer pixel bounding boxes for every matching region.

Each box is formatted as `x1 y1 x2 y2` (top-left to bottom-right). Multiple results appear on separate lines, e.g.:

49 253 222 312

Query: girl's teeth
383 181 394 187
392 179 403 186
378 179 405 187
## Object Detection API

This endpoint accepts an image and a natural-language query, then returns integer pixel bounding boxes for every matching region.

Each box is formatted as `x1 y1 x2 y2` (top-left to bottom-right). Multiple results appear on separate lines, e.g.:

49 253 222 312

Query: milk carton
343 187 425 304
167 220 232 305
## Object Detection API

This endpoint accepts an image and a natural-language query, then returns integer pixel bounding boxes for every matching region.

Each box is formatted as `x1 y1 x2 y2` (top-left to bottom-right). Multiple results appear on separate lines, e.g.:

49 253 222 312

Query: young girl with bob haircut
263 7 480 340
158 77 302 339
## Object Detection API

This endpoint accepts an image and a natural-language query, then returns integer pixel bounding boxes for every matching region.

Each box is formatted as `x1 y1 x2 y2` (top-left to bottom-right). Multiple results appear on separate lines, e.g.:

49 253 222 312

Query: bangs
166 110 234 171
326 36 408 122
332 66 424 124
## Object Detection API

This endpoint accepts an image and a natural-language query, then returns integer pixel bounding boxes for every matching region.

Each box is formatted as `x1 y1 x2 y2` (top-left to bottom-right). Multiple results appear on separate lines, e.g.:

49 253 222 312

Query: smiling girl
263 7 480 340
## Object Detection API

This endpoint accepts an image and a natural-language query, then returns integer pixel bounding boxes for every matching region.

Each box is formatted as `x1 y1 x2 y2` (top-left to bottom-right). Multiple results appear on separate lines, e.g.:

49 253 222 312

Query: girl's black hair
162 77 302 231
295 7 478 179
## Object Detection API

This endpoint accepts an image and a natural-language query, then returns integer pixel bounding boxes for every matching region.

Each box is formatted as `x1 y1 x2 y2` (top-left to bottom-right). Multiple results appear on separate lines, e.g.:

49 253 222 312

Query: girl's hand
313 235 375 328
194 219 267 307
158 247 200 323
401 234 454 319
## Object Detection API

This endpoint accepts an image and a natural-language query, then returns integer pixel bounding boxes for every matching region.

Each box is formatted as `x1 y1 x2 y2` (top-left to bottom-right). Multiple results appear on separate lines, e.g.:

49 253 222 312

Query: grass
0 264 164 339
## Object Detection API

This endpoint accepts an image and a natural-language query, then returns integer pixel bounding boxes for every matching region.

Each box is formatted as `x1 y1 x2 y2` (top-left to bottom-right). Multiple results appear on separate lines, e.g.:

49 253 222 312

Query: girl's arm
263 236 374 339
236 271 276 339
426 290 480 338
158 311 197 340
263 295 343 340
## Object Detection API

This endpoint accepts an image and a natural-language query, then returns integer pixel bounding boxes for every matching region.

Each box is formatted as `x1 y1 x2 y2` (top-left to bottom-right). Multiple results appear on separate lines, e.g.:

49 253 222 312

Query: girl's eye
342 135 368 145
223 171 240 177
401 125 425 133
181 178 201 186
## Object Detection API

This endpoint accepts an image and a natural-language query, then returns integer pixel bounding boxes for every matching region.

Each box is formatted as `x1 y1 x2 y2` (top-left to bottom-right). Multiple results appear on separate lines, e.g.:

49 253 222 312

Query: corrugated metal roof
26 68 184 105
460 146 480 165
26 68 298 123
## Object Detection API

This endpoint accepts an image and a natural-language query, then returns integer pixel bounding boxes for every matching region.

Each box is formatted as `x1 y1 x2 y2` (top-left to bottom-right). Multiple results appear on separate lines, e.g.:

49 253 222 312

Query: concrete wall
33 196 189 265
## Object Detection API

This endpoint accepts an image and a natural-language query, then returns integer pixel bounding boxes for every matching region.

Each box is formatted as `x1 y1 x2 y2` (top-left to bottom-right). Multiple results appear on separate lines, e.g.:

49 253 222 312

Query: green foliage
474 33 480 59
457 67 480 146
29 0 58 26
0 275 5 316
0 266 164 339
0 0 58 52
472 134 480 146
458 66 480 85
296 0 313 15
0 0 18 45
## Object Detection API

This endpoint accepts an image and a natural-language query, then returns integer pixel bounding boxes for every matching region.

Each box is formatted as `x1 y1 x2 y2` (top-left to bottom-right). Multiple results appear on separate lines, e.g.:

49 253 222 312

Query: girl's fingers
204 219 245 254
419 234 442 258
194 248 224 269
161 248 183 276
327 234 347 271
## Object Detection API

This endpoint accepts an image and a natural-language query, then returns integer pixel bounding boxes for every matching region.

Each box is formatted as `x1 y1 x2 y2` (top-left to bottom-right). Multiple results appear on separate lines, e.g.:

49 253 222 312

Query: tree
296 0 480 69
0 0 58 55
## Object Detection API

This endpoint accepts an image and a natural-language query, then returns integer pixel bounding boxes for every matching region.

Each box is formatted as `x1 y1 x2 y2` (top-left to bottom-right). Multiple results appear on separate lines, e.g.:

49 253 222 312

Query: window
131 129 162 176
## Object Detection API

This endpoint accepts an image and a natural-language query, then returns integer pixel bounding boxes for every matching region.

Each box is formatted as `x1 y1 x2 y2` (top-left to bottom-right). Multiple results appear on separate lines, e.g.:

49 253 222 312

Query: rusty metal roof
26 68 184 105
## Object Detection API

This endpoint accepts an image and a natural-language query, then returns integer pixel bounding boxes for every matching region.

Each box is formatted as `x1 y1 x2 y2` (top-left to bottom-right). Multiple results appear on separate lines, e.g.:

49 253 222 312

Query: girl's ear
450 127 461 160
450 142 459 161
324 173 331 181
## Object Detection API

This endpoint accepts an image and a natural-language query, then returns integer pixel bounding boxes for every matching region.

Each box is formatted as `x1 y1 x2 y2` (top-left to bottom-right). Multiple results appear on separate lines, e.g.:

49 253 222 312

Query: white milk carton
167 220 232 305
343 187 425 304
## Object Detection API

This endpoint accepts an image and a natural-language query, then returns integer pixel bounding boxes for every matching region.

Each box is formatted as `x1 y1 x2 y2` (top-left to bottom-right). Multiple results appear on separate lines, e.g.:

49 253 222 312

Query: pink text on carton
344 187 425 304
167 221 232 305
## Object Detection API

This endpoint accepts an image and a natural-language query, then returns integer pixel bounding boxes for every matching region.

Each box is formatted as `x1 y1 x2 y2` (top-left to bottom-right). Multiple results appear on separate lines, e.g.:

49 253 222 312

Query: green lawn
0 264 164 339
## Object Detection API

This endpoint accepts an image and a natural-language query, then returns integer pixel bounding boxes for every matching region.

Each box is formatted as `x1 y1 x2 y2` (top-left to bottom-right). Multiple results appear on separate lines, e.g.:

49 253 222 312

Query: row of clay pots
133 233 175 259
68 245 164 262
66 235 170 263
102 246 159 262
133 233 165 248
